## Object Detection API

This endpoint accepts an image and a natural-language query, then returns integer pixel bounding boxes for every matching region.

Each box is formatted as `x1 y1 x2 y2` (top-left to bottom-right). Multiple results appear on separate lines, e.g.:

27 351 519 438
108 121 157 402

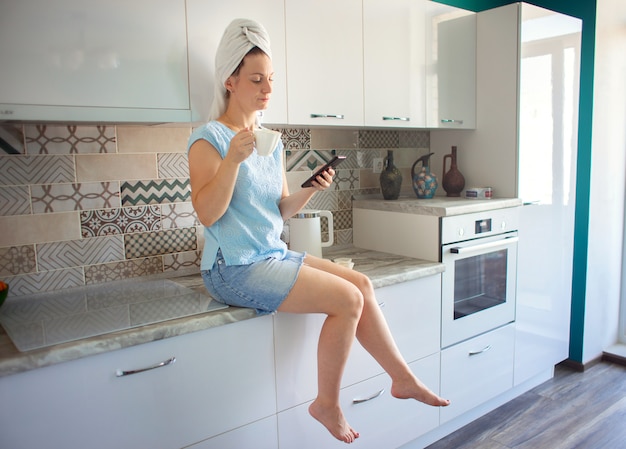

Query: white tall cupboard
431 3 582 385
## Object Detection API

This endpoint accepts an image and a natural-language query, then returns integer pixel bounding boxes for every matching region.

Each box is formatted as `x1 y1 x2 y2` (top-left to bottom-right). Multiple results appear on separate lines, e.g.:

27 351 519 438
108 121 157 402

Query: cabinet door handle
378 301 386 308
353 388 385 404
382 116 410 121
115 356 176 377
310 113 345 119
441 119 464 124
469 345 492 356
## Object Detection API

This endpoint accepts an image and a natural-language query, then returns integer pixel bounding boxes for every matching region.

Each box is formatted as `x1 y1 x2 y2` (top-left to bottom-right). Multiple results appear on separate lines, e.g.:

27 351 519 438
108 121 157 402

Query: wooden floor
426 361 626 449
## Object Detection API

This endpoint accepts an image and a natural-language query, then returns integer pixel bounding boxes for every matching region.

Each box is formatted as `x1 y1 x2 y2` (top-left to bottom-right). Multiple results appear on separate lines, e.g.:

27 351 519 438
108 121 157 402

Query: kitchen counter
352 194 522 216
0 246 443 377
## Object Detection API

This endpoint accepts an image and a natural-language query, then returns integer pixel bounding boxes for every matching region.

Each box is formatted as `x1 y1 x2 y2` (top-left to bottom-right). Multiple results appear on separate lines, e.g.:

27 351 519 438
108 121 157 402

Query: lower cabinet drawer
277 353 441 449
186 415 278 449
440 324 515 423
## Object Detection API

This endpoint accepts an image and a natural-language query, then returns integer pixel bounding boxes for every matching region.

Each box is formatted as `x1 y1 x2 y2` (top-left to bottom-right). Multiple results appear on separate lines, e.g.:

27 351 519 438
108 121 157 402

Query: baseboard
602 344 626 366
559 355 602 372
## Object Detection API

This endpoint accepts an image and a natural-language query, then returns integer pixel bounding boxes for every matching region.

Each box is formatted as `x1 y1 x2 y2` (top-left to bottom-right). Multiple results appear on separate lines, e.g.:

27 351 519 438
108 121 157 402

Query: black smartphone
300 155 347 188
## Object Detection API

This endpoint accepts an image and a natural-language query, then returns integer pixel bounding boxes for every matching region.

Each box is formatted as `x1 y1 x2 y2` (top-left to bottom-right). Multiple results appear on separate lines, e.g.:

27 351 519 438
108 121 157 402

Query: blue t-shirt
188 121 287 269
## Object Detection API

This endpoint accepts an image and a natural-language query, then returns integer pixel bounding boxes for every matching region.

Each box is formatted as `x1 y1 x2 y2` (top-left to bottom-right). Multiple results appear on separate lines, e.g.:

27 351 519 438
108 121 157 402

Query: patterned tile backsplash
0 124 430 297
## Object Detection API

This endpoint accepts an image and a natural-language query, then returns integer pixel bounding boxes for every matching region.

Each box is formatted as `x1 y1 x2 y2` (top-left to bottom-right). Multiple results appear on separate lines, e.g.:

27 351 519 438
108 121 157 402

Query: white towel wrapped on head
209 18 273 121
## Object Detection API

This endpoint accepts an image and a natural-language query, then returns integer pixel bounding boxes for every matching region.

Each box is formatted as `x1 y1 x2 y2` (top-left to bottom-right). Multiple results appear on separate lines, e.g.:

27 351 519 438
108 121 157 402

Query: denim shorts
201 249 305 315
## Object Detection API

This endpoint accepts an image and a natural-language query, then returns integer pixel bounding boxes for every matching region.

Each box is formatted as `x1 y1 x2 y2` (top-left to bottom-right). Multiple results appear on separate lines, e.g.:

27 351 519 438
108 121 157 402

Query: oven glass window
453 249 508 319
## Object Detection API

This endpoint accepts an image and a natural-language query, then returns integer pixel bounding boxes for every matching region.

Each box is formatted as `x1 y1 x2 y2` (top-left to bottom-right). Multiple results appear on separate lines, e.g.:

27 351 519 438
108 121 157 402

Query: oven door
441 232 518 348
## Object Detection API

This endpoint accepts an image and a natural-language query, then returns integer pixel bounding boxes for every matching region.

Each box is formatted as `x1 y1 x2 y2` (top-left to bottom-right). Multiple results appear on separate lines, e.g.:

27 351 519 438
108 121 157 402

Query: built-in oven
440 208 519 348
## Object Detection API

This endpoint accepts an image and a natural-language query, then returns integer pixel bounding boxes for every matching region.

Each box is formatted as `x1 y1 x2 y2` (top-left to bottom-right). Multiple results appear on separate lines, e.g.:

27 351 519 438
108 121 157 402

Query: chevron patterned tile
80 205 161 238
84 256 163 284
0 186 31 216
31 181 120 214
0 245 36 276
306 189 339 212
0 155 74 186
285 149 337 172
37 235 124 271
3 267 85 297
124 228 197 259
161 202 200 229
158 153 190 179
121 178 190 206
24 125 116 154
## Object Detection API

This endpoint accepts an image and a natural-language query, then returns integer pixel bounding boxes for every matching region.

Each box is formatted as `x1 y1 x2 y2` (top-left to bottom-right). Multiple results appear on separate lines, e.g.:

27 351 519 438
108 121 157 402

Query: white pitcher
288 209 334 258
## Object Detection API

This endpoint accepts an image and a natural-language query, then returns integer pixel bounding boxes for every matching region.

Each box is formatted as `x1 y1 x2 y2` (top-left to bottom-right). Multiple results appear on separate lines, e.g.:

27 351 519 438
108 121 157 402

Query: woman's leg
303 256 450 407
278 260 364 443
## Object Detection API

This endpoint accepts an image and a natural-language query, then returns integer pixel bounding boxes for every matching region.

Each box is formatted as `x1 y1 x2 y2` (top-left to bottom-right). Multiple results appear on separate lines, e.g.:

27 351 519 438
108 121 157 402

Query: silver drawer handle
469 345 492 356
310 113 345 119
353 388 385 404
378 301 386 308
441 119 464 124
115 356 176 377
382 116 410 121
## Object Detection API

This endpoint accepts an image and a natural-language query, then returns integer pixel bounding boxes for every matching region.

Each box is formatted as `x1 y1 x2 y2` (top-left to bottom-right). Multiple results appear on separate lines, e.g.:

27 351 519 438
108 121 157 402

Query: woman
188 19 449 444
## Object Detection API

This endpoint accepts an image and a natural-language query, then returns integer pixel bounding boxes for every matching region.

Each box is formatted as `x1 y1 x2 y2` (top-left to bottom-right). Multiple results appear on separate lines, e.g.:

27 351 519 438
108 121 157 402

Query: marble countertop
352 194 522 216
0 246 443 378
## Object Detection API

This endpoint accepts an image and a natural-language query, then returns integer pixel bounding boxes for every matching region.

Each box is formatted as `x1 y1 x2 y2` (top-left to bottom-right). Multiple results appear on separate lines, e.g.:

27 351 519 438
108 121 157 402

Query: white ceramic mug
254 128 281 156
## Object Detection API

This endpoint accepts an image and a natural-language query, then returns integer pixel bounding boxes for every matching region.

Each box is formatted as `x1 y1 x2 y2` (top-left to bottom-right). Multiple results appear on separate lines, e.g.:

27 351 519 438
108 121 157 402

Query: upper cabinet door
426 3 476 129
186 0 288 125
363 0 426 128
285 0 364 126
0 0 191 122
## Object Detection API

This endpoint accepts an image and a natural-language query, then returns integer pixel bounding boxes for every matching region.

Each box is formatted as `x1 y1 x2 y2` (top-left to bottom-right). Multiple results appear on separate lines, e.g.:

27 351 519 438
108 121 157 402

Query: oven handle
449 236 518 254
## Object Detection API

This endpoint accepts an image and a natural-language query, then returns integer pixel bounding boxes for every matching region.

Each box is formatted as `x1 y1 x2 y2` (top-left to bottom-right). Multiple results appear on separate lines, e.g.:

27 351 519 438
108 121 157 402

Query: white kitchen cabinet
284 0 364 126
431 4 581 386
363 0 427 128
425 2 476 129
273 275 441 411
440 324 515 423
186 415 278 449
0 0 191 123
186 0 288 124
277 353 441 449
0 316 276 449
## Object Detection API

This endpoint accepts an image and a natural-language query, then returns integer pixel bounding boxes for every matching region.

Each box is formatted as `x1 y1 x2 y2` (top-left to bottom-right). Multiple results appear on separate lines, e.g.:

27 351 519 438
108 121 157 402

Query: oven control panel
441 207 519 245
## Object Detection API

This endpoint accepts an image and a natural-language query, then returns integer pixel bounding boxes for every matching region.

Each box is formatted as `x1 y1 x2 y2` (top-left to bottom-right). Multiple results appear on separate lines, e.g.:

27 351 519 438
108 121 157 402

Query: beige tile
76 154 157 182
116 126 191 153
0 212 80 247
360 169 380 189
311 129 358 149
285 170 311 193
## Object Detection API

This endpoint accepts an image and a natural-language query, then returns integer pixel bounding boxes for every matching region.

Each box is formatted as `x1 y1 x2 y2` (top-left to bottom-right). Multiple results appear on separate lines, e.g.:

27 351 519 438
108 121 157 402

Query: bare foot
309 399 360 443
391 375 450 407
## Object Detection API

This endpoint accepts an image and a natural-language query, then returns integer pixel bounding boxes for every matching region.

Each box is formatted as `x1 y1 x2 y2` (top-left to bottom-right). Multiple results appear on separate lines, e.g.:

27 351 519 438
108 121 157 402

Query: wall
585 0 626 357
0 124 428 297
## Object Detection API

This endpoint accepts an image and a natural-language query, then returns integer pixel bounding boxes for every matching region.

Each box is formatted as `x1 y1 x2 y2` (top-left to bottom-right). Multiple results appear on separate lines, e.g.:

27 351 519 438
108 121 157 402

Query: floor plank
426 362 626 449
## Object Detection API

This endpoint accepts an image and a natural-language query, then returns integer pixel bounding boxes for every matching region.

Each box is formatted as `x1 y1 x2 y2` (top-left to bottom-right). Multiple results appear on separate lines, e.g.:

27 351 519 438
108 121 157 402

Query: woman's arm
278 168 335 221
188 129 255 227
